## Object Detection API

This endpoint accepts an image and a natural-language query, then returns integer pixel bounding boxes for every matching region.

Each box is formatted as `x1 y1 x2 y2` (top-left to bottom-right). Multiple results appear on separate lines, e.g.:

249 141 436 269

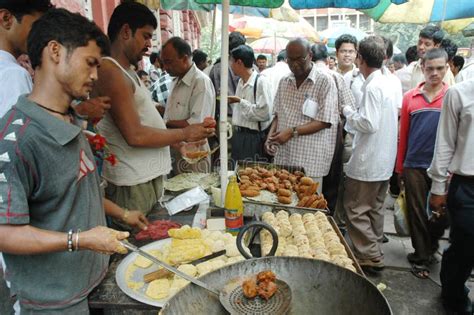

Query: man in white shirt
455 56 474 83
395 45 418 95
260 50 290 101
162 37 216 173
335 34 358 76
342 36 399 270
427 79 474 314
228 44 273 162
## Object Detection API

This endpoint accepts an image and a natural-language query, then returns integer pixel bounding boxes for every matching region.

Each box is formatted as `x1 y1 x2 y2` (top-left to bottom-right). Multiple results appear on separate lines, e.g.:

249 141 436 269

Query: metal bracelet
122 208 130 222
67 229 73 252
75 229 81 251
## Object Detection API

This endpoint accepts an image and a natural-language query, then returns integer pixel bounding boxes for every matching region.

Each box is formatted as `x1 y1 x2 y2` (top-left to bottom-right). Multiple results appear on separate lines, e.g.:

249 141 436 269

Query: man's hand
80 226 129 255
429 193 448 220
183 120 216 142
228 96 241 104
123 210 149 231
75 96 111 120
269 128 293 145
397 173 405 191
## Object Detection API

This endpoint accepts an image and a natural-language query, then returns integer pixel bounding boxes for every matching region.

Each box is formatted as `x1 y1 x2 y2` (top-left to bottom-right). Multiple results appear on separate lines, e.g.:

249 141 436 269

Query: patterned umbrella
319 26 368 48
249 36 289 53
363 0 474 33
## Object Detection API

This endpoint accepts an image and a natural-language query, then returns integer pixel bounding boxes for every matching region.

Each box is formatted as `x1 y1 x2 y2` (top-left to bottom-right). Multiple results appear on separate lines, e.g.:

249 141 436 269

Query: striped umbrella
363 0 474 33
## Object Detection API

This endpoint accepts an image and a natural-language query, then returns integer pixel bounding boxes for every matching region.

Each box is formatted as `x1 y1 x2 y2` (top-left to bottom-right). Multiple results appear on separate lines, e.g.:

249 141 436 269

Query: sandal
411 264 430 279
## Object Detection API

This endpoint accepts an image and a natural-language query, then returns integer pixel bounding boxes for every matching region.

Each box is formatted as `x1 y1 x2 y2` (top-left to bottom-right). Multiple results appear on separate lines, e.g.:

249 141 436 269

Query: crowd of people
0 0 473 314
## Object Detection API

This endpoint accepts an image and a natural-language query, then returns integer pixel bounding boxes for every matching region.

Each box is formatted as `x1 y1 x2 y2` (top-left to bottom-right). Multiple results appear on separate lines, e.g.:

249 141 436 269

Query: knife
120 240 219 295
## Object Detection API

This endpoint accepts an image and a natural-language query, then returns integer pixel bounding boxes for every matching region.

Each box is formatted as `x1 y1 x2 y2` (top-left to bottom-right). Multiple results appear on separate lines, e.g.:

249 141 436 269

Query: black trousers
323 121 344 213
230 127 269 166
440 175 474 306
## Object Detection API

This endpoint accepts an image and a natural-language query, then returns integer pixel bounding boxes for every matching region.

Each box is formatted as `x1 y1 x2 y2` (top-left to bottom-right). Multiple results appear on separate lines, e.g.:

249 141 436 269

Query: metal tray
236 160 305 174
115 239 172 308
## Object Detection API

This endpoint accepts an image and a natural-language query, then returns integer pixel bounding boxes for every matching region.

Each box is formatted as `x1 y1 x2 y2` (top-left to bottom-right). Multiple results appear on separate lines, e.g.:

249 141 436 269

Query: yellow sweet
133 250 162 269
168 226 202 239
145 279 170 300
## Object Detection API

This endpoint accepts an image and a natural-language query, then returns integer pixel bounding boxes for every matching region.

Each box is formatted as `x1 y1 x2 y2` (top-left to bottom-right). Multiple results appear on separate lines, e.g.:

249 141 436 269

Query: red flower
105 154 118 166
90 134 107 151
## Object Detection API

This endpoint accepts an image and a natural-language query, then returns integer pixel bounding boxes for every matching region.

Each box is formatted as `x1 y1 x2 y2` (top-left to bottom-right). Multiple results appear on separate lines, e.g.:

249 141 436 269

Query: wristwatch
292 126 299 138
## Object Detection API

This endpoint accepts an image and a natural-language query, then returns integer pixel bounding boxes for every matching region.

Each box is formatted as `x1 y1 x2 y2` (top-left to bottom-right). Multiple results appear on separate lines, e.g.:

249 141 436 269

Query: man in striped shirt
396 48 449 279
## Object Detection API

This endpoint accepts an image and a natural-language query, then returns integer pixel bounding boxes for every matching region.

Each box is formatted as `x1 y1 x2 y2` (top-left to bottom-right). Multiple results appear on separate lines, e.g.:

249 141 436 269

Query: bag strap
253 74 262 132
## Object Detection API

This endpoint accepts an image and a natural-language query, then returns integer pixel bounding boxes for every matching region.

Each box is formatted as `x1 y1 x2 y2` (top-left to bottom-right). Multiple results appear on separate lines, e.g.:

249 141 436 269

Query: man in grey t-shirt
0 9 130 313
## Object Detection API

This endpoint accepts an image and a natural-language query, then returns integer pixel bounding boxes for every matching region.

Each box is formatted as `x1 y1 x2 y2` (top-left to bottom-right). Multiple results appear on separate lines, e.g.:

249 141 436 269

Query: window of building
304 16 315 27
316 16 328 31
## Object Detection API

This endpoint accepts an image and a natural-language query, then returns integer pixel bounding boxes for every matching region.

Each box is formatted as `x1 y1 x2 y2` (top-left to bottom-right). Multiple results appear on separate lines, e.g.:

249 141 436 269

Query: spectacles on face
287 54 309 65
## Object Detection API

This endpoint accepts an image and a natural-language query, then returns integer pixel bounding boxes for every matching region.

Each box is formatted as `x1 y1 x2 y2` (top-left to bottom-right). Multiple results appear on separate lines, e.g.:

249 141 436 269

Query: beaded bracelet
67 229 73 252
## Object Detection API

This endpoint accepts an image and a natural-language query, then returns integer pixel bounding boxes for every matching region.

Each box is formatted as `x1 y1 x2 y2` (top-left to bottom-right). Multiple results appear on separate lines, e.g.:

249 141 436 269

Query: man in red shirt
396 48 449 279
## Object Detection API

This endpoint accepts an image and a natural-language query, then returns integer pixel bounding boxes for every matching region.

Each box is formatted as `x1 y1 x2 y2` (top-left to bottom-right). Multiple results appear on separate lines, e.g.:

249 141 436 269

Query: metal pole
219 0 230 206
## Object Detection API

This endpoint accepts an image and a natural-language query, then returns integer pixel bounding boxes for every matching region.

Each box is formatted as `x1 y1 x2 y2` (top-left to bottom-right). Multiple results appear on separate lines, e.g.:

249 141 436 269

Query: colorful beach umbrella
289 0 406 10
363 0 474 33
249 36 289 53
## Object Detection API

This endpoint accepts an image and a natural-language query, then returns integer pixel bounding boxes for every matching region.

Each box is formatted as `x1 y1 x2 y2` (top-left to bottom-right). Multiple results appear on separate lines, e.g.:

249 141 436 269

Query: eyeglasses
287 54 309 64
338 49 357 55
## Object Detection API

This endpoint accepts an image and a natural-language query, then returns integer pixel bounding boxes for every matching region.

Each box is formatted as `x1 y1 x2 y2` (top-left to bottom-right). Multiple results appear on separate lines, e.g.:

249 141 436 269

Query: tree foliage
199 25 222 63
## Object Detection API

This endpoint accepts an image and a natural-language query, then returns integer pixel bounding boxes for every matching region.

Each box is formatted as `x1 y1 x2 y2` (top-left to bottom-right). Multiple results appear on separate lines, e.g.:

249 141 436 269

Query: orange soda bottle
224 176 244 235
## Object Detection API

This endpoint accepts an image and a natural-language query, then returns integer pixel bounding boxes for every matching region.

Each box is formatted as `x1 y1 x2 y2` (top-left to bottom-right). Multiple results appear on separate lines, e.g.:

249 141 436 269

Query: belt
233 126 261 134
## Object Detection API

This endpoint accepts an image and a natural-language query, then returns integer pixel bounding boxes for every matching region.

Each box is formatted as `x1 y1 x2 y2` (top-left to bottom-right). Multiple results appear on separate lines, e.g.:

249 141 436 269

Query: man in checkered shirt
149 51 172 114
266 38 340 192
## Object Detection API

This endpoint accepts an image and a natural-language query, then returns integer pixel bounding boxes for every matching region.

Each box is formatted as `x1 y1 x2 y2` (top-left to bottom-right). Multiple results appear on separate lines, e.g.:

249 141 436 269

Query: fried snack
146 279 170 300
240 175 250 181
168 226 202 239
294 171 305 177
241 189 260 197
283 180 292 190
288 175 297 184
306 182 319 196
267 183 277 193
258 279 278 300
277 188 292 197
297 196 310 207
316 199 328 209
304 195 318 207
242 278 258 299
300 177 314 185
278 173 289 181
277 196 292 204
257 270 277 283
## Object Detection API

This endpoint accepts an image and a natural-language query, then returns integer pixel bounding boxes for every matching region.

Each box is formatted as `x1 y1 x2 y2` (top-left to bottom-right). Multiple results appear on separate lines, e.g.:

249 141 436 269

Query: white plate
115 238 172 307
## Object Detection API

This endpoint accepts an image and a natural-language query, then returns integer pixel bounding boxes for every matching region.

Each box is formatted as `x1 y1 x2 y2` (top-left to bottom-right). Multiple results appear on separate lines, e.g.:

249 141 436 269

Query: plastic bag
394 191 410 237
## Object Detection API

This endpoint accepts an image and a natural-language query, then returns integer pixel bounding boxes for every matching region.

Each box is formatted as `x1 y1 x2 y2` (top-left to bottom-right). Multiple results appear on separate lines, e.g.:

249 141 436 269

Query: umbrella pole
219 0 230 205
210 6 217 60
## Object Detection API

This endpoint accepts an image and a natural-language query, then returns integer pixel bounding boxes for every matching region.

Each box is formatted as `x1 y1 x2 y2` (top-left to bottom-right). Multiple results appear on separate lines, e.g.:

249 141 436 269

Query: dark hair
335 34 357 51
137 69 148 79
419 25 444 45
392 54 407 65
163 37 192 58
192 49 208 64
0 0 52 22
382 36 393 59
452 55 465 71
229 31 246 51
277 49 286 61
108 1 157 43
149 51 160 65
311 43 328 62
256 54 267 61
214 57 221 65
440 38 458 61
329 56 336 61
405 45 418 64
358 36 385 69
421 48 448 64
230 44 255 68
27 8 110 69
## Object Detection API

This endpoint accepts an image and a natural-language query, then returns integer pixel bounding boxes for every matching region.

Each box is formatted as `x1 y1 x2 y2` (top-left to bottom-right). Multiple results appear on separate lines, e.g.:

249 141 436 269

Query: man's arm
103 198 149 230
395 95 411 174
343 87 382 134
93 60 213 147
237 76 272 122
0 224 129 255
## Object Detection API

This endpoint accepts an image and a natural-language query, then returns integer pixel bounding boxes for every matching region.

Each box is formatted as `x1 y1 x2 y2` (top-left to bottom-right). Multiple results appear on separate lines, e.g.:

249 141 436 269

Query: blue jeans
440 175 474 305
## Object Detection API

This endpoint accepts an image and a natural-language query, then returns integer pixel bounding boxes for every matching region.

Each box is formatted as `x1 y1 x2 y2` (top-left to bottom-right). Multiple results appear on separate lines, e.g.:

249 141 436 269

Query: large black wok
160 222 392 315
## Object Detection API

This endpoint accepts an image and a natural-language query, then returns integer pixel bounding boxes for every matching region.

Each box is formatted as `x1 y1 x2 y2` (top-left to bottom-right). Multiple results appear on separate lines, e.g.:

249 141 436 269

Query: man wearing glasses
266 38 339 192
335 34 358 76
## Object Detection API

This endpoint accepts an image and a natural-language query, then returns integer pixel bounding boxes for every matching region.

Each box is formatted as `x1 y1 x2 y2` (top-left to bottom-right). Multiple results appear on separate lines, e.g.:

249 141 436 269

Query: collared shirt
396 82 448 174
209 61 240 96
409 59 455 90
343 70 399 182
0 50 33 118
260 61 291 100
395 61 416 95
336 63 356 76
314 62 356 115
0 96 108 310
428 79 474 194
455 58 474 83
165 63 215 124
232 70 273 131
273 65 339 177
150 68 172 106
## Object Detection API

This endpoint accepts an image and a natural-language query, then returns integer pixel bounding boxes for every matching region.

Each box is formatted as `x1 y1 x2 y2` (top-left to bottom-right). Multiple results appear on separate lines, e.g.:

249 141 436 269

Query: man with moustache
92 2 215 228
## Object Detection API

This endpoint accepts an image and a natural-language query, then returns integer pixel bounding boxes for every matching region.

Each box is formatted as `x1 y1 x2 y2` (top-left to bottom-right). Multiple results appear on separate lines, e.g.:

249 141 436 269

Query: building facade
299 8 374 32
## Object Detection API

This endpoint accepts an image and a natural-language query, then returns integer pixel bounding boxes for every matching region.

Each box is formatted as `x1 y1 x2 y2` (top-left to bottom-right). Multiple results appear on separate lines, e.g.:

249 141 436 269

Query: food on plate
277 196 292 204
133 250 162 268
135 220 182 241
240 189 260 197
299 177 314 185
168 225 202 239
242 271 278 300
277 188 292 197
146 279 170 300
175 264 197 278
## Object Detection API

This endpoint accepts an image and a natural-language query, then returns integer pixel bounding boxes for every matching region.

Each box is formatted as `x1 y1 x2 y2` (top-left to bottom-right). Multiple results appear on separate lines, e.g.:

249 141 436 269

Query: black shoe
383 234 389 243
